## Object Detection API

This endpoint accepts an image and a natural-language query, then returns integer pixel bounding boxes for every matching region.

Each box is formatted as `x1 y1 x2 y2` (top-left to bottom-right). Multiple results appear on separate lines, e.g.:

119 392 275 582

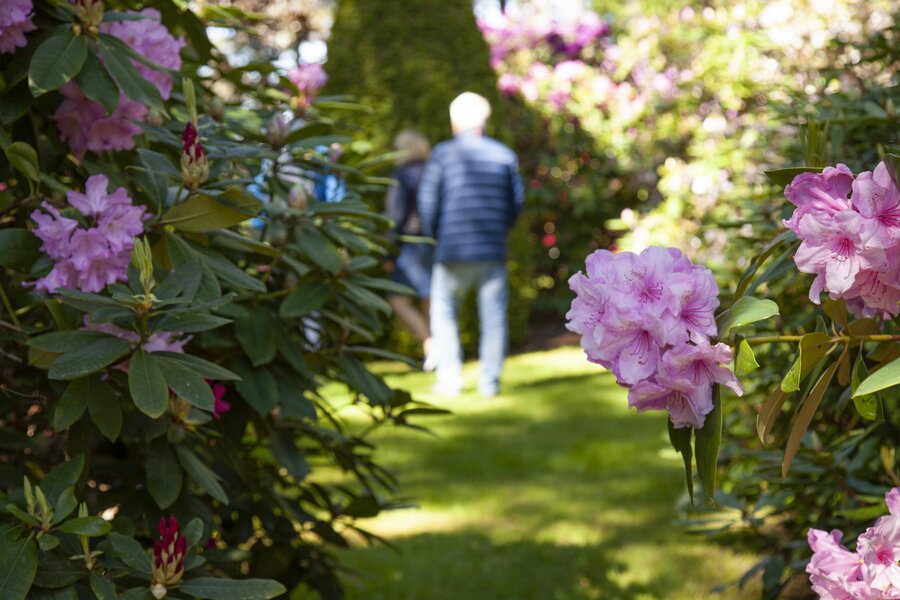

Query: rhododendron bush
0 2 436 599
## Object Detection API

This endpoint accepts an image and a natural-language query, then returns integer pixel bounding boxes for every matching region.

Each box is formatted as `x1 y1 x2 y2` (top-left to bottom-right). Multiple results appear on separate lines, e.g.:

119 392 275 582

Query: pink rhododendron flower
212 384 230 420
566 246 741 428
30 176 147 293
85 319 189 356
287 63 328 107
784 161 900 316
807 487 900 598
0 0 36 54
52 9 183 156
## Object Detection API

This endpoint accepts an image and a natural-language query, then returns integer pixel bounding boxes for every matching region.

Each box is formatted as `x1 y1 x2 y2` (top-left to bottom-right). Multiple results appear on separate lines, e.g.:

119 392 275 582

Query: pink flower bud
180 122 208 188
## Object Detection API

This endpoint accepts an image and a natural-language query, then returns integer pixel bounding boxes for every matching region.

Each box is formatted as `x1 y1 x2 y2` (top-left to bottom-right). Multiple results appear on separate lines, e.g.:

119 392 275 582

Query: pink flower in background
52 9 183 156
287 63 328 106
85 319 189 355
807 487 900 598
212 384 230 419
784 161 900 316
31 176 147 294
0 0 36 54
101 9 185 99
566 246 739 428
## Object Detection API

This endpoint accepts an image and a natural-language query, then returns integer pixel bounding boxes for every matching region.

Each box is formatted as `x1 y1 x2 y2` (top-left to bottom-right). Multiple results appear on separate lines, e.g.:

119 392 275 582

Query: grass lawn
302 346 760 600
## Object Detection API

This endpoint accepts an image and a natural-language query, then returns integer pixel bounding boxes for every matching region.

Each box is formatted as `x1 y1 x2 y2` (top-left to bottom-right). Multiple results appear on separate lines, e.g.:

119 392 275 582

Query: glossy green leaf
128 350 168 418
292 227 343 274
734 339 759 376
154 352 241 381
41 456 84 506
718 297 780 339
178 577 287 600
48 338 132 380
763 166 824 187
51 488 77 525
145 442 182 509
37 534 59 552
269 432 309 480
854 356 900 398
76 49 118 113
667 420 693 504
97 35 163 110
235 314 277 367
155 313 232 333
4 142 40 182
176 446 228 504
89 572 118 600
88 379 122 442
33 559 83 588
694 387 722 504
53 379 89 431
161 193 262 233
0 228 41 270
28 331 115 354
107 532 152 575
234 366 278 415
782 358 840 478
157 358 214 411
56 516 111 537
851 351 884 421
0 533 37 600
781 332 831 393
28 30 88 96
279 282 332 318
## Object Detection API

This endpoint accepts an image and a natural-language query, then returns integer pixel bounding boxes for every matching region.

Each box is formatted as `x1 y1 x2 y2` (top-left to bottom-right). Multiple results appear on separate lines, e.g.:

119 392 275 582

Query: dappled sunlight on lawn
299 346 760 599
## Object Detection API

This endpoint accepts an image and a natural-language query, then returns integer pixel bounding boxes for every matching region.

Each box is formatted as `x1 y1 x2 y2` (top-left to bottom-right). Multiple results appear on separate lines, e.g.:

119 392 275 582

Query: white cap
449 92 491 133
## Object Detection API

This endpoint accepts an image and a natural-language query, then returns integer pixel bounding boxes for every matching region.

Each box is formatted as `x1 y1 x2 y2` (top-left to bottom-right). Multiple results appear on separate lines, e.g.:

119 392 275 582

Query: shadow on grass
340 530 659 600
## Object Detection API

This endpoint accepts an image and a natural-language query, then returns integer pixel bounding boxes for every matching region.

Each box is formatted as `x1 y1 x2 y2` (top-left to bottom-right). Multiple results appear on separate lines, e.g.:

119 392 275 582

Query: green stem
0 281 22 330
744 333 900 345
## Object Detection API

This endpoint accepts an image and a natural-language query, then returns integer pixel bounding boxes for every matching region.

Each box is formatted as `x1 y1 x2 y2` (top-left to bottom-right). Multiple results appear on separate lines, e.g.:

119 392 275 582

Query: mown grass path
306 346 759 600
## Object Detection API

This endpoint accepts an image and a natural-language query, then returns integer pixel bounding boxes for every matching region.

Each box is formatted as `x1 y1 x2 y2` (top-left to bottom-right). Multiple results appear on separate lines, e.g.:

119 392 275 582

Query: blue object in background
313 145 346 203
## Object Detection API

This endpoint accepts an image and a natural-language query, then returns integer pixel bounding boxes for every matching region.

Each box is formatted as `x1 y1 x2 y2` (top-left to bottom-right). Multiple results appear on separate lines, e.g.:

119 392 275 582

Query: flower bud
150 583 167 600
152 516 186 589
266 115 288 148
180 122 208 189
73 0 104 32
288 184 308 210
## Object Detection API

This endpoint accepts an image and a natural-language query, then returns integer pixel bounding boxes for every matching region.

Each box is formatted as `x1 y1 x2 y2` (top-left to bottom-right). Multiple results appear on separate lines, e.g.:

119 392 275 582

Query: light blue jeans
430 261 508 396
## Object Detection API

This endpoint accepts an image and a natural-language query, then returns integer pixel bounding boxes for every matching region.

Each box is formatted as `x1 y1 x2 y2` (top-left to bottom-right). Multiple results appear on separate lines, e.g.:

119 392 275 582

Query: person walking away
384 129 437 370
418 92 525 397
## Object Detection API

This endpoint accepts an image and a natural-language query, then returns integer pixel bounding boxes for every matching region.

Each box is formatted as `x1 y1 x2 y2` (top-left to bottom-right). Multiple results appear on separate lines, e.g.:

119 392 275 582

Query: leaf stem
745 333 900 345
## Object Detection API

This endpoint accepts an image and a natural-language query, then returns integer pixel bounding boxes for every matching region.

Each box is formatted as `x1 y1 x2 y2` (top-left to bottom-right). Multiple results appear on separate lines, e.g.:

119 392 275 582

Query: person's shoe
422 337 438 372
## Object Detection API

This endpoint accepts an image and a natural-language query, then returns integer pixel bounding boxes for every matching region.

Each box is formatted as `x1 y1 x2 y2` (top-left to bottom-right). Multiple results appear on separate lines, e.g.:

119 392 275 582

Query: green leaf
853 356 900 398
96 35 162 111
885 153 900 188
107 532 151 575
56 516 111 537
235 314 276 367
178 577 287 600
4 142 40 182
269 432 308 480
183 517 205 548
128 350 169 418
234 366 278 415
175 447 228 504
33 559 84 588
28 331 116 354
37 534 59 552
156 358 214 411
76 49 118 113
154 352 241 381
781 332 832 393
782 358 841 478
53 379 89 431
161 193 263 233
279 282 332 318
145 442 182 509
667 420 693 504
342 496 379 518
0 228 41 270
763 166 824 187
28 30 88 96
734 339 759 376
89 572 118 600
0 533 38 600
41 456 84 506
88 379 122 442
292 227 344 274
851 351 884 421
51 488 77 525
694 387 722 505
155 313 232 334
48 337 132 380
718 297 780 339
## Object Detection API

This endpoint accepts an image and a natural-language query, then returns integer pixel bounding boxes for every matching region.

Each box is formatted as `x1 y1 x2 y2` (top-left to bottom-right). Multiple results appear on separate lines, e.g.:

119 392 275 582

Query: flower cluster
53 9 184 156
151 515 186 599
287 63 328 108
784 161 900 317
31 175 146 294
807 487 900 598
0 0 35 54
566 247 742 428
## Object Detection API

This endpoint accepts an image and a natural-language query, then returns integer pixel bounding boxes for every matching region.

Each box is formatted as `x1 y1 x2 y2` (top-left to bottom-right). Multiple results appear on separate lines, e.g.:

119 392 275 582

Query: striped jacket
417 133 525 263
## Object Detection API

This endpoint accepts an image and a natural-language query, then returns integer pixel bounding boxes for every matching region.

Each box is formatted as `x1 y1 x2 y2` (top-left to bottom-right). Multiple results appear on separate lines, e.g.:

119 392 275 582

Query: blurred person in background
418 92 525 397
385 129 437 370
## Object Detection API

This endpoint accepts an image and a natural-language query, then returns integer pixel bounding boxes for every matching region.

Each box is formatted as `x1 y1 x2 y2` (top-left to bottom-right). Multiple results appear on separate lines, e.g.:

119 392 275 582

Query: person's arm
417 151 443 237
508 155 525 227
384 172 410 241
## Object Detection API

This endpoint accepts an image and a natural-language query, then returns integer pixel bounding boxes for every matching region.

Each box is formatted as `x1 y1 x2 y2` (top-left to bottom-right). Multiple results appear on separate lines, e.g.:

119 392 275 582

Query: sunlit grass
298 346 760 599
